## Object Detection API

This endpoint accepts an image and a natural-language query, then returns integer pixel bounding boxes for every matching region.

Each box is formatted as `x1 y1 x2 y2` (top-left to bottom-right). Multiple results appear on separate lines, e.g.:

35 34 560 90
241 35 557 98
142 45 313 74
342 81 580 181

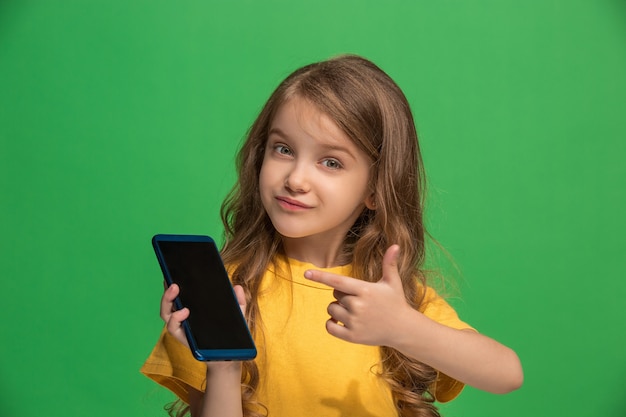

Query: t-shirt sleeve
141 263 238 403
140 327 207 404
417 286 476 403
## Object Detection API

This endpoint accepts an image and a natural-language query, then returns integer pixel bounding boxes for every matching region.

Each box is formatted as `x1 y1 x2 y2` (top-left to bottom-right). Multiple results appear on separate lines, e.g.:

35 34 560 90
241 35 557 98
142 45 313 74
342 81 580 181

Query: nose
284 162 310 193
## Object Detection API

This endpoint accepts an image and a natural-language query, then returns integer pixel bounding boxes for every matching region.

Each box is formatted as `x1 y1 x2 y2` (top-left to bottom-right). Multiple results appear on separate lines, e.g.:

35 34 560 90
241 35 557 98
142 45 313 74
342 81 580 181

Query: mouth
276 196 312 210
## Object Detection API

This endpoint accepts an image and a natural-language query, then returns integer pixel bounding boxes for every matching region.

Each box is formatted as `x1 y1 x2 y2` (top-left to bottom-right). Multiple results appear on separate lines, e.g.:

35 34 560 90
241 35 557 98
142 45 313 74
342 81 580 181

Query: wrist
390 308 432 357
206 360 243 378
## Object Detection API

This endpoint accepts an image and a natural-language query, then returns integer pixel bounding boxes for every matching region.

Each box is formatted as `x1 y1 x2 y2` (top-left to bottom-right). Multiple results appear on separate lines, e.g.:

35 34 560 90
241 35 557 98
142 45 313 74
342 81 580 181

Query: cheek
259 154 286 189
350 172 372 198
258 161 275 201
258 156 271 187
258 168 269 199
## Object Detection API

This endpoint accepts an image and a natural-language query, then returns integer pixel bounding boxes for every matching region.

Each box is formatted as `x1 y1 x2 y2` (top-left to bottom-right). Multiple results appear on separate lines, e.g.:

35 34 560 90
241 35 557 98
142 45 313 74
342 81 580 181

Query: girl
141 55 523 417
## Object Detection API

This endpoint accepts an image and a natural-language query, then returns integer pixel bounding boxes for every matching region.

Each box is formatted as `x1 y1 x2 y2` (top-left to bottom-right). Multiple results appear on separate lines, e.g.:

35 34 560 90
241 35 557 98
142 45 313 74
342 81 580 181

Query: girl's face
259 96 374 265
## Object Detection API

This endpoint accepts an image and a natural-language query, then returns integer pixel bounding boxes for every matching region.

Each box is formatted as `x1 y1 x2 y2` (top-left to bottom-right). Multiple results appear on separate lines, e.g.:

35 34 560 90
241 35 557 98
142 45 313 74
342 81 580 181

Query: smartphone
151 234 257 361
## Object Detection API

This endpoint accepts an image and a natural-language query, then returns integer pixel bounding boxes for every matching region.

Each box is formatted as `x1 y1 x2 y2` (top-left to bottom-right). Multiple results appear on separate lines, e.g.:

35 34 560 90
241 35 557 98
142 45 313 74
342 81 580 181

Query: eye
321 158 343 170
274 144 293 156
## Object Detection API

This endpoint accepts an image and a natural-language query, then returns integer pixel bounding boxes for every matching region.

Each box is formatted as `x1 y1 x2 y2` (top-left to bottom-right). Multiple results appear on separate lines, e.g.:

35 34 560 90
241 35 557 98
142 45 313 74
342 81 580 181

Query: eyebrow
267 127 288 140
268 127 357 159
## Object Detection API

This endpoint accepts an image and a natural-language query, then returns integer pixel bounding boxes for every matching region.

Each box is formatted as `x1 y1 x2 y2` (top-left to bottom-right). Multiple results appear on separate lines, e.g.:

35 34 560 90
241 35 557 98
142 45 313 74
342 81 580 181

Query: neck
281 235 348 268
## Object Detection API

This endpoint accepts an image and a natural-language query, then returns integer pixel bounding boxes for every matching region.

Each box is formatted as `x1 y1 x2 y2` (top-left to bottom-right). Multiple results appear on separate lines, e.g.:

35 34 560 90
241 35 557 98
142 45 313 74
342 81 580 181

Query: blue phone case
152 234 257 361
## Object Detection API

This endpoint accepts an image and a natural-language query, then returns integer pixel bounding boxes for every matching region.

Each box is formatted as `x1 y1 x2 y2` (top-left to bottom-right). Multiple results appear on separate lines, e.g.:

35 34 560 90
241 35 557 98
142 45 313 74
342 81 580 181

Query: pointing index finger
304 269 361 295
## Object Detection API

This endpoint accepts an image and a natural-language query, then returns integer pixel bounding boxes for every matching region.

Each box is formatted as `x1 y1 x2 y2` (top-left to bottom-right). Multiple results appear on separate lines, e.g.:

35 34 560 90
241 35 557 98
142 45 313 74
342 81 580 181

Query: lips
276 196 312 210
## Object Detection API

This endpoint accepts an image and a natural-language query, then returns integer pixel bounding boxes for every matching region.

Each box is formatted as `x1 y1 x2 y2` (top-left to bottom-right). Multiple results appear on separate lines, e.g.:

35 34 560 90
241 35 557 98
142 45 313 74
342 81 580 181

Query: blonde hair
169 55 440 417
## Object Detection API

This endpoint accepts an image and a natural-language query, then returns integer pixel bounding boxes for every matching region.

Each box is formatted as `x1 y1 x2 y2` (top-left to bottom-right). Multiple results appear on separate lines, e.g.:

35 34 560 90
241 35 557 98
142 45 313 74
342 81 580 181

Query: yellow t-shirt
141 257 473 415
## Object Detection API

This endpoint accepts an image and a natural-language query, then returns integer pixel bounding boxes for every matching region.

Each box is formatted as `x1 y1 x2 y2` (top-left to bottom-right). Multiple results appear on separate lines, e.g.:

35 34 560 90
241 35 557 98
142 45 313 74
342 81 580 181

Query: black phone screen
156 240 254 350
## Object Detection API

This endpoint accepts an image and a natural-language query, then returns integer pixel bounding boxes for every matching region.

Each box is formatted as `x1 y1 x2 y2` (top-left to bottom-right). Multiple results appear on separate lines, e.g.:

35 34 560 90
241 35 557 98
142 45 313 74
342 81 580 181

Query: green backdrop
1 1 625 416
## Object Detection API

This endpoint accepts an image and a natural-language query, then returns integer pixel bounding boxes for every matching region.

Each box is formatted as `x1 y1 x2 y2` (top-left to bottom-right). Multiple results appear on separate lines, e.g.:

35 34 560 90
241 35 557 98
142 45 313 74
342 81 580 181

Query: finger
332 289 350 304
332 290 360 314
167 307 190 329
304 270 362 295
327 301 350 326
160 283 180 321
166 307 190 347
325 318 353 342
381 245 402 287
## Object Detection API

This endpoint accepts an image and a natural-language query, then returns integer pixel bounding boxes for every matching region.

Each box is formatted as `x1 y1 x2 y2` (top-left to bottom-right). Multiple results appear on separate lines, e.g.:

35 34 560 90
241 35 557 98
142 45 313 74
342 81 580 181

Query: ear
364 193 376 210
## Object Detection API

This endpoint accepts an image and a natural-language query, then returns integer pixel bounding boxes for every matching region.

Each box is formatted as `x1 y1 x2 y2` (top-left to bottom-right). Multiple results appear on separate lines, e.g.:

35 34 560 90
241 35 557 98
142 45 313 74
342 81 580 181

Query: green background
1 1 625 416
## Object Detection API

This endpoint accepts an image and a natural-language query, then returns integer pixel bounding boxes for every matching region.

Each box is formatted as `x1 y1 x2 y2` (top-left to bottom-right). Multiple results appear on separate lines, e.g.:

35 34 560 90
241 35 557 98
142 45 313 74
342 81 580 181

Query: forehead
270 96 354 149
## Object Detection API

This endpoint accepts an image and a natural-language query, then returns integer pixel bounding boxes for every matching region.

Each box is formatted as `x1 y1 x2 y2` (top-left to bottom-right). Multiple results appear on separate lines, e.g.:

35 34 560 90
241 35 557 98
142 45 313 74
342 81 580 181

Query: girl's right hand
161 283 247 416
159 283 249 350
159 283 191 347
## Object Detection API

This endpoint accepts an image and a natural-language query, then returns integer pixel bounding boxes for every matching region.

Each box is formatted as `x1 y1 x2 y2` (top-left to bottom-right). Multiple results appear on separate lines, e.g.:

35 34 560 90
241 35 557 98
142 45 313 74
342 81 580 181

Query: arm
161 284 245 416
187 362 243 417
303 245 523 394
391 308 523 394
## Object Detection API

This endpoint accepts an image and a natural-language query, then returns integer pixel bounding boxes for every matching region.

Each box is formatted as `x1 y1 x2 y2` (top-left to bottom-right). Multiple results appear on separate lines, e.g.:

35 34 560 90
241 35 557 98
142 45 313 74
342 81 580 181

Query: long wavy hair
170 55 440 417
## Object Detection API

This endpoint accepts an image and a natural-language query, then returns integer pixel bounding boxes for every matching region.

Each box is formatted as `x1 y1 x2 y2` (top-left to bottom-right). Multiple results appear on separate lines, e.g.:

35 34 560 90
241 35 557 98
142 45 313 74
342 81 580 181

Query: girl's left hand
306 244 525 394
304 244 416 347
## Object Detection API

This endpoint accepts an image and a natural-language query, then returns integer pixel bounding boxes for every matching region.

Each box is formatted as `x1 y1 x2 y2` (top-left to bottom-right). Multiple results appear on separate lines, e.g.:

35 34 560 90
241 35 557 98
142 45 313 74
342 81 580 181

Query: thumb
233 284 247 316
381 244 402 288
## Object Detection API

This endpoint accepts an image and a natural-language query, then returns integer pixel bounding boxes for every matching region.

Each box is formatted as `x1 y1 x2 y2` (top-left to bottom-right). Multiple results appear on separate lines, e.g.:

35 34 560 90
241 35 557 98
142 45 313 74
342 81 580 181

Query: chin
273 225 313 240
276 230 308 239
